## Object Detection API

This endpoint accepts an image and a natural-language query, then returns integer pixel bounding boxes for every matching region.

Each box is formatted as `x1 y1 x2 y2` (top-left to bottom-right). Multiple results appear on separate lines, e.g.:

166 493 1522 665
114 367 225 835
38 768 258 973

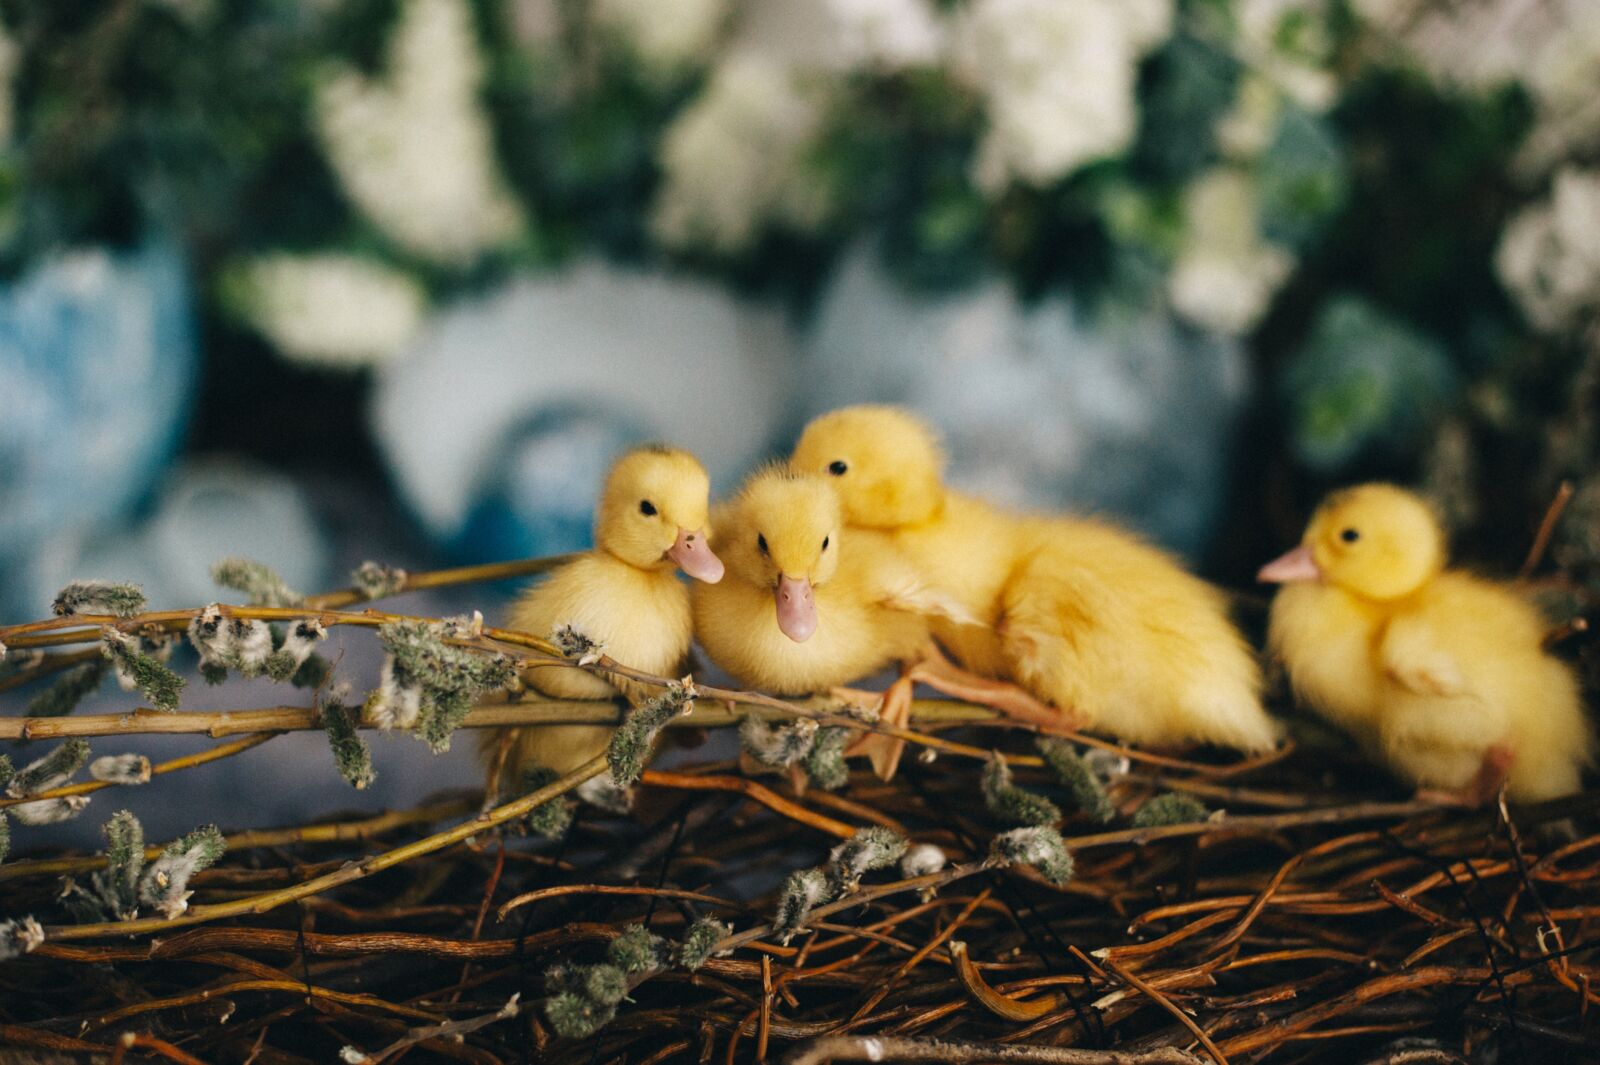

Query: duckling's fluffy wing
1378 615 1468 697
852 531 983 628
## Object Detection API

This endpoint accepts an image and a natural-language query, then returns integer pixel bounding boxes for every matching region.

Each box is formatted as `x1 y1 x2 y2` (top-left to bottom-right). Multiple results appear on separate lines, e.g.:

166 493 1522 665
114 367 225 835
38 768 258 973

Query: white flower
825 0 945 69
1495 168 1600 333
952 0 1172 191
1517 3 1600 174
1116 0 1175 53
593 0 729 70
651 53 829 253
1168 168 1296 336
1356 0 1576 96
1235 0 1337 112
229 254 426 369
313 0 525 266
1216 75 1287 161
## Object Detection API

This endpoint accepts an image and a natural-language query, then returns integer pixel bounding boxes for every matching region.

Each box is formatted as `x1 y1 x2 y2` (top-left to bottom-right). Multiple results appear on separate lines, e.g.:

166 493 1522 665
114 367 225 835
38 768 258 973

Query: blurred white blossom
1117 0 1176 52
1216 75 1286 160
952 0 1172 191
593 0 730 71
651 54 829 254
1169 168 1295 336
1518 4 1600 174
1234 0 1337 112
1496 167 1600 332
1354 0 1576 97
313 0 524 266
825 0 945 69
228 254 426 369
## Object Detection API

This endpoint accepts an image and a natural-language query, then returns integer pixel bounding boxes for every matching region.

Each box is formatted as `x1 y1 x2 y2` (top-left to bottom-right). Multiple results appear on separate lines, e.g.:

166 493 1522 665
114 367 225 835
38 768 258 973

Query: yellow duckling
694 466 1011 778
692 466 928 695
792 405 1278 753
1261 483 1594 804
493 445 724 780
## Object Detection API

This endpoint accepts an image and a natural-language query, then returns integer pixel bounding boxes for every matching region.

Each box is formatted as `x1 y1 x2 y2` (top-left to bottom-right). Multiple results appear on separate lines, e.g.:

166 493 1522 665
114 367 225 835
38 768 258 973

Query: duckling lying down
791 405 1280 757
1262 483 1594 805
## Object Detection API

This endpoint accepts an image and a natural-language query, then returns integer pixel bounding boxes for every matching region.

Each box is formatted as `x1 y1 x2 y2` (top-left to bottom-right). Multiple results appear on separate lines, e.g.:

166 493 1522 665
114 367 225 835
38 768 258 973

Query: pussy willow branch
3 597 1260 776
304 554 576 610
0 697 999 741
0 797 478 883
43 755 606 939
0 731 280 807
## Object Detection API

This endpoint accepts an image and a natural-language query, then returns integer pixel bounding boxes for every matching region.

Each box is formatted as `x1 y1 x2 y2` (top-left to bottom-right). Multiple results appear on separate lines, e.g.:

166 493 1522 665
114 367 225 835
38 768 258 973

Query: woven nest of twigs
1 554 1598 1065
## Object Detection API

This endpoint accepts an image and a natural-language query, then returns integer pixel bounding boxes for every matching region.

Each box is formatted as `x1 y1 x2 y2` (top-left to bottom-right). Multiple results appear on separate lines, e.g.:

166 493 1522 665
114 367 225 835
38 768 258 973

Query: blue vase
0 244 196 617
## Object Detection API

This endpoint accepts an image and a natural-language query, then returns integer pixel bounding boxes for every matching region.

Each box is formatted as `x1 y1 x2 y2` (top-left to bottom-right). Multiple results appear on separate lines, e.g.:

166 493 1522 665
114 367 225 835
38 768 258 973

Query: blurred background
4 0 1600 838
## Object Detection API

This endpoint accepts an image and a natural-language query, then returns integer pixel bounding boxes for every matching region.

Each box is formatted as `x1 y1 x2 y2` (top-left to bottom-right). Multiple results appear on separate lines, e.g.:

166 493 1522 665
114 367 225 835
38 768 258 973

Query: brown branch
1520 480 1574 578
304 554 576 610
639 769 860 839
1215 967 1517 1056
949 939 1059 1020
335 997 524 1065
780 1034 1206 1065
1099 956 1229 1065
496 884 746 922
109 1032 211 1065
35 923 624 963
85 978 445 1032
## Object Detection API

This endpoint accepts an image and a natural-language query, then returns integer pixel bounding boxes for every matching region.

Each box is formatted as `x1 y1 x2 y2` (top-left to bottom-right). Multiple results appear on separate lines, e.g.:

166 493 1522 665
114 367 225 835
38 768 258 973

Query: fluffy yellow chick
792 405 1278 753
1262 483 1594 804
493 445 724 779
693 466 1008 778
693 466 929 695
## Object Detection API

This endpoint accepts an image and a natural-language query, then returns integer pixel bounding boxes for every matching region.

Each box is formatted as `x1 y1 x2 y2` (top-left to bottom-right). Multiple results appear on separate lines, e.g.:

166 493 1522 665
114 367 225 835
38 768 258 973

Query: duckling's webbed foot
1416 742 1516 808
837 677 915 781
906 643 1076 734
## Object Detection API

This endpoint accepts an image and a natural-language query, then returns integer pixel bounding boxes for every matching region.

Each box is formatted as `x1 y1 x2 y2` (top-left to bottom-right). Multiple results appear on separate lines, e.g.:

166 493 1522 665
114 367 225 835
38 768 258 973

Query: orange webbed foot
1417 743 1515 808
907 643 1078 733
838 677 915 781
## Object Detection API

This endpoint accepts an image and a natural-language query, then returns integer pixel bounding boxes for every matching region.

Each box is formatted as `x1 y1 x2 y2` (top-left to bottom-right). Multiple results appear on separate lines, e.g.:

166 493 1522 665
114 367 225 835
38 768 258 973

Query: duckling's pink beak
667 527 724 583
775 575 817 643
1258 544 1321 584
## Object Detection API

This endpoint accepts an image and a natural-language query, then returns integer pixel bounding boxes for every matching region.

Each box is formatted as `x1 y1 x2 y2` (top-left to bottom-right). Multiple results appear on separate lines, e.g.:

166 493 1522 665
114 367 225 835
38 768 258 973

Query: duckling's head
791 405 945 529
1259 483 1445 601
595 446 724 582
718 467 842 642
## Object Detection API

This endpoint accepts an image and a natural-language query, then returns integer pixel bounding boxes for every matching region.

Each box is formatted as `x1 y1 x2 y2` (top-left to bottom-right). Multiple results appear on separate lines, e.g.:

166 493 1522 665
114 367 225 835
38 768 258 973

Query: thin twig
780 1034 1206 1065
1520 480 1574 578
0 731 281 807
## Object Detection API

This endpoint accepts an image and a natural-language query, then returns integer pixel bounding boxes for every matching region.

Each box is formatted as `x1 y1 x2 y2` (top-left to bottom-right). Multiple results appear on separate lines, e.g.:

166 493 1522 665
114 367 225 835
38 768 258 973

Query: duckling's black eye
639 500 657 516
757 533 769 555
1340 528 1360 543
821 536 829 551
828 460 848 476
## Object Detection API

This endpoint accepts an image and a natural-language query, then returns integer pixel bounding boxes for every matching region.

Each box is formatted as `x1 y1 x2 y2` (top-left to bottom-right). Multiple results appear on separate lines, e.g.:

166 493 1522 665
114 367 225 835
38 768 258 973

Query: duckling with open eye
692 466 925 693
693 465 1018 779
1261 483 1594 804
792 405 1278 755
490 445 724 781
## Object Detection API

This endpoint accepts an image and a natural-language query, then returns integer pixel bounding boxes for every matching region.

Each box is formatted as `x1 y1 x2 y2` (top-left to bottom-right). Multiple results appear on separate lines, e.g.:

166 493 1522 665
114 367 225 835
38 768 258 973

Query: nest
2 720 1598 1065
